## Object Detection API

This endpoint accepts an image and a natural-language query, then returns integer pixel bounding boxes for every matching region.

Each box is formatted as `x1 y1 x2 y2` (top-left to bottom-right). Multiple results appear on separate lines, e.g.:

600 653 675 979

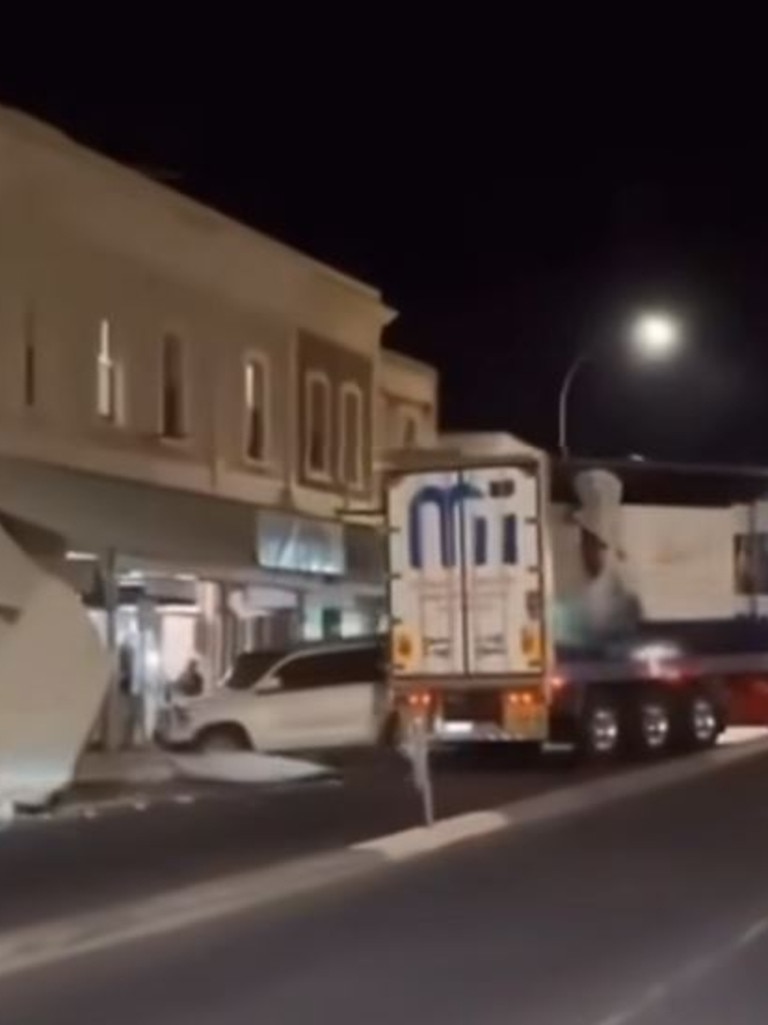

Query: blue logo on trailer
407 481 518 569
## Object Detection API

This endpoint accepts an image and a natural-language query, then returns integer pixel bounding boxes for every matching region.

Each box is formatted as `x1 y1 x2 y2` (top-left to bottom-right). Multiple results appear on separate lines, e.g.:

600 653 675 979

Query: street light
557 312 682 457
630 312 681 359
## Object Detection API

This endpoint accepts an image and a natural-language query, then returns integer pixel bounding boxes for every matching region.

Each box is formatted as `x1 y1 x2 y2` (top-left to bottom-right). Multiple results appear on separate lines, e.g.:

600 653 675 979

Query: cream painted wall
379 349 439 449
0 199 290 504
0 105 398 521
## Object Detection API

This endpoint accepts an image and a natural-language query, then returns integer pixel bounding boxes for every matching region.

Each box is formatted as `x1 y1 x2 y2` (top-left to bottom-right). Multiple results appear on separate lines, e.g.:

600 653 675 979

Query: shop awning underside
0 456 385 595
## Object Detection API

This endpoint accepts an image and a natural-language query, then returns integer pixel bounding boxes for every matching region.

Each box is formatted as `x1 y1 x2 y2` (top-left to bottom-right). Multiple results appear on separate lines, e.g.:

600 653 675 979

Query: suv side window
279 652 336 692
279 647 382 691
339 647 382 683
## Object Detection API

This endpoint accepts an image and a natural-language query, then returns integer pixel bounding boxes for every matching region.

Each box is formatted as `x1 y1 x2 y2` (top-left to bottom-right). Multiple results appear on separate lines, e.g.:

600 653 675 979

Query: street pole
558 313 682 457
407 716 435 826
102 547 121 751
557 351 591 458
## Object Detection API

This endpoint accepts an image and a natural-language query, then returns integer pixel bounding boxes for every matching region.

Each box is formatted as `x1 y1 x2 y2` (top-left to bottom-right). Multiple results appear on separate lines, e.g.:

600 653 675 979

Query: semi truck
385 433 768 759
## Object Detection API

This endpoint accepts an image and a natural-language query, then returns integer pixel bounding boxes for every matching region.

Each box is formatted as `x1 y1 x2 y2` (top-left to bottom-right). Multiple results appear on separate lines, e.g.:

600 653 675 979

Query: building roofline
381 347 437 377
0 104 395 318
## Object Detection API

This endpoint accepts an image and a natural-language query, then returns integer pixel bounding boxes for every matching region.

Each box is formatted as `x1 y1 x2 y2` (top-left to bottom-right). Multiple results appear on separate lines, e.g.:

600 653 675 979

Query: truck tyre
627 693 673 758
676 692 720 751
578 696 623 760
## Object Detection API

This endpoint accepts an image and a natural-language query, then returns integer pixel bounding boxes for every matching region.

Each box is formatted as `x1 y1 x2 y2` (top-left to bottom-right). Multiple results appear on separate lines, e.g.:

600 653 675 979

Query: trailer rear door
388 462 545 680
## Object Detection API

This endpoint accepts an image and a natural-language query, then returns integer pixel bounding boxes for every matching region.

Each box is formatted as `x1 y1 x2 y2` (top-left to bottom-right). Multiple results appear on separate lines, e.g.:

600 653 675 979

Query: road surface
0 746 608 930
3 748 768 1023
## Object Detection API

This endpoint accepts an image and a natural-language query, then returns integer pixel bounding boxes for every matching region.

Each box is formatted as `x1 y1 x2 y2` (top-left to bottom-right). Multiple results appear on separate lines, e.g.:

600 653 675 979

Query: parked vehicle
385 433 768 759
157 638 389 754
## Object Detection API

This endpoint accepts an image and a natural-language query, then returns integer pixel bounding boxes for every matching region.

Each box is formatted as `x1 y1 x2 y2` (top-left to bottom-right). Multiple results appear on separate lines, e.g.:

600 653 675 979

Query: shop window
97 318 123 424
161 333 187 439
244 355 269 463
305 370 331 479
338 382 364 489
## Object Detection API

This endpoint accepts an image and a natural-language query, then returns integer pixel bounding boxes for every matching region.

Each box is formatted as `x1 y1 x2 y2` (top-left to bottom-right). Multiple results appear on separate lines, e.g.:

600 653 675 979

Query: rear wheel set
577 687 721 761
579 691 672 761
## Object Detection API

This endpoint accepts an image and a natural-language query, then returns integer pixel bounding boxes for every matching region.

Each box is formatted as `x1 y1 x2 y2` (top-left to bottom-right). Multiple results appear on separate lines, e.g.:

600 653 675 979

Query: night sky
2 31 766 465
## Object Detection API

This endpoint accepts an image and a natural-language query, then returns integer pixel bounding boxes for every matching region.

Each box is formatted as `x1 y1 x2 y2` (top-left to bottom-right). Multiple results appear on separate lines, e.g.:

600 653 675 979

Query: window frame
23 304 37 410
243 350 271 467
96 318 124 425
159 331 189 442
400 408 421 448
338 380 365 490
304 369 332 481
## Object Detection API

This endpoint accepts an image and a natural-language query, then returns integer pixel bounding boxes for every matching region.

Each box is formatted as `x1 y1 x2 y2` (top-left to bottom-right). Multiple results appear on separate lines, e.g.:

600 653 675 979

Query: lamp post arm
557 350 592 458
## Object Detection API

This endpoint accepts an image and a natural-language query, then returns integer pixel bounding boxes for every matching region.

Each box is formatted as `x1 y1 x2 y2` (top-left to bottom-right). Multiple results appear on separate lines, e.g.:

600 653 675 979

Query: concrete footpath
16 748 336 821
2 735 767 981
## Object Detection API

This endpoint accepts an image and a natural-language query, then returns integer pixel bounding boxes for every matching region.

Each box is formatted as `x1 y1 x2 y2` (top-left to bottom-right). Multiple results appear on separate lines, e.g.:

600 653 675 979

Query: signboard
257 511 345 577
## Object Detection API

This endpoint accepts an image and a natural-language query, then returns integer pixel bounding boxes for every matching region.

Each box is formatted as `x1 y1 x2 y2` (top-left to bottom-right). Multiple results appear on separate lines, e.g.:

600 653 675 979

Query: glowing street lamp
558 311 682 457
630 312 682 360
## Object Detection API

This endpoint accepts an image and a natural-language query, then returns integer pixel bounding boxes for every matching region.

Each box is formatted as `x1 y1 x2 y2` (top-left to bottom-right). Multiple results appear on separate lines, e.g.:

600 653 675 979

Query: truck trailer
385 434 768 759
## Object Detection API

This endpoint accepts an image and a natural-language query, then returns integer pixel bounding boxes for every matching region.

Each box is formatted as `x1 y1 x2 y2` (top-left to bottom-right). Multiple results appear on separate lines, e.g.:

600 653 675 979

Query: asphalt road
3 748 768 1023
0 746 609 930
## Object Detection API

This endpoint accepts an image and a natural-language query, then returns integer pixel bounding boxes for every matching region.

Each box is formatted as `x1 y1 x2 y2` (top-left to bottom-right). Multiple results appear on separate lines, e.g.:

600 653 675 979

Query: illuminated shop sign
257 511 345 576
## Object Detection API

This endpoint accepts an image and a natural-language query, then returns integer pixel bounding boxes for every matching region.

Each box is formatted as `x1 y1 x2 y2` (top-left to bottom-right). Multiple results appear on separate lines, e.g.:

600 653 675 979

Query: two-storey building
379 349 439 450
0 105 436 742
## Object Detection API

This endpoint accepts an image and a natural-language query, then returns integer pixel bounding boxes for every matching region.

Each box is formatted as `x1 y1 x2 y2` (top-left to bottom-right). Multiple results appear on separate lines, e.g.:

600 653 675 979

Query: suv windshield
223 650 286 691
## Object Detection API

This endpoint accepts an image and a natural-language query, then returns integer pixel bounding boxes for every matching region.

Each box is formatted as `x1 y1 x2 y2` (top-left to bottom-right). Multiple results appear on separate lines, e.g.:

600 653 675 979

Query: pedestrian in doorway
177 657 204 698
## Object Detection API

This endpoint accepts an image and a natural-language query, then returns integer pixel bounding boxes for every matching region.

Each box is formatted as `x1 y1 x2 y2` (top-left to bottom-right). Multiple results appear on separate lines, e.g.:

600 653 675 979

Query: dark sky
2 28 766 464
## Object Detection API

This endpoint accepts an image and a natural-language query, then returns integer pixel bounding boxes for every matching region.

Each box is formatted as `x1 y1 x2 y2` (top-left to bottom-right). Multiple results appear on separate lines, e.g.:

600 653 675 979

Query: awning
0 455 261 571
0 456 383 591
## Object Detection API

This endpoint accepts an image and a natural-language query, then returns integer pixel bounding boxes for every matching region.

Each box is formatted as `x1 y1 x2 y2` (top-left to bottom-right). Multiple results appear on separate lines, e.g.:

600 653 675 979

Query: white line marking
3 737 768 980
596 1011 634 1025
354 810 507 861
679 952 717 982
0 850 378 980
738 917 768 947
592 912 768 1025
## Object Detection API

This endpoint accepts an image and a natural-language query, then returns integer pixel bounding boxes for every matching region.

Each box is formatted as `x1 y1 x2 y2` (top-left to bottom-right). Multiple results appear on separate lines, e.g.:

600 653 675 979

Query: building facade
379 349 439 451
0 105 437 744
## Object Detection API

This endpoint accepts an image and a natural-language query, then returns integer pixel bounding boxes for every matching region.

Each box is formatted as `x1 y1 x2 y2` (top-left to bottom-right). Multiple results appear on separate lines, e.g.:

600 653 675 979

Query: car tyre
196 725 252 753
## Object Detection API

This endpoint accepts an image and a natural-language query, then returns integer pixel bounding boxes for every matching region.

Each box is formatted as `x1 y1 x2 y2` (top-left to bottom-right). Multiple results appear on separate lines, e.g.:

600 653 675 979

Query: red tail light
507 690 537 707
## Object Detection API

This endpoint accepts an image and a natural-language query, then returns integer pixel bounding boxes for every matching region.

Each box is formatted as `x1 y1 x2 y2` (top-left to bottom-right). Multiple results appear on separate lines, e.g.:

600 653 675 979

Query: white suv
158 640 389 754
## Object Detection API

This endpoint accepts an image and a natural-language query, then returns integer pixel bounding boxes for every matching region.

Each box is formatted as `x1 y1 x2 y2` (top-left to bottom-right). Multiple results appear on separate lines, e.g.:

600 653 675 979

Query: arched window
244 354 270 462
339 382 364 488
304 370 332 478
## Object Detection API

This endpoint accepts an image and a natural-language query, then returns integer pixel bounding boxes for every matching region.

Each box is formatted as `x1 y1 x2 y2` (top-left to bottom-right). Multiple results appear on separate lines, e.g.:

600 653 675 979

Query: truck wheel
579 698 623 760
628 695 672 757
677 693 720 751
